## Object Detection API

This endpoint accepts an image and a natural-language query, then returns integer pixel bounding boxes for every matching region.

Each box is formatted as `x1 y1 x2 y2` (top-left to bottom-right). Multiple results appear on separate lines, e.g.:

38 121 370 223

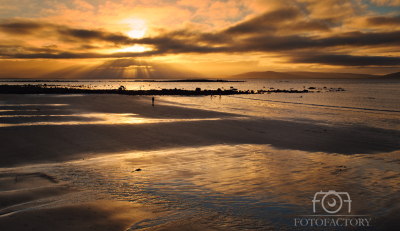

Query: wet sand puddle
1 144 399 230
0 101 224 127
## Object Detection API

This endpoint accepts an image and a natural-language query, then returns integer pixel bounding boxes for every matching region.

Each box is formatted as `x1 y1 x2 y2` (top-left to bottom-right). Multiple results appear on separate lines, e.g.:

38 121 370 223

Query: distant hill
228 71 378 79
229 71 297 79
380 71 400 79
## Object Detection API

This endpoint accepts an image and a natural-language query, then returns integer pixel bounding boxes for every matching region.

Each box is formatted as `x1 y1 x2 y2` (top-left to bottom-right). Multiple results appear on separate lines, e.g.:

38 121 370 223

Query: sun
113 18 150 53
122 18 147 38
128 28 146 38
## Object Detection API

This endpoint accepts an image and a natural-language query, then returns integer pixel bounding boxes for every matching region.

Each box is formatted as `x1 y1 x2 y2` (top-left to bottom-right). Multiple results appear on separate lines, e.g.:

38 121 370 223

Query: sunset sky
1 0 400 78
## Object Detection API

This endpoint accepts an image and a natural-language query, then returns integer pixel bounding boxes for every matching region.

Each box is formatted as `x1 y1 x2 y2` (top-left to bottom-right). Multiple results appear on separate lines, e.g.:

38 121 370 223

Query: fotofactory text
294 190 372 227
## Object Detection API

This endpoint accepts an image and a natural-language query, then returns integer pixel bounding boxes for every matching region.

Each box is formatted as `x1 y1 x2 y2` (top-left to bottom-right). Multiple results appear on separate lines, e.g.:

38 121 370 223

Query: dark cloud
78 44 100 50
2 51 158 59
235 30 400 52
0 19 47 34
0 20 135 45
237 34 314 52
161 30 232 44
197 32 232 44
24 46 60 53
222 7 331 35
0 42 63 58
57 27 132 45
316 31 400 47
57 28 105 39
224 7 302 34
367 15 400 26
290 54 400 66
285 20 331 32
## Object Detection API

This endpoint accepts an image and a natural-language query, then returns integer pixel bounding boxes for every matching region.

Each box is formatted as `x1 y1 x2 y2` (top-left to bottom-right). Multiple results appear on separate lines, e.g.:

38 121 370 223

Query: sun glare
113 18 150 53
116 44 151 53
122 18 147 38
128 29 146 38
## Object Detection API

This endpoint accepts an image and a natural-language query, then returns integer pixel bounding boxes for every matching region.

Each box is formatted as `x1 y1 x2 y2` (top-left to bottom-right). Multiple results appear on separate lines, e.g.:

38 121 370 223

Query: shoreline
0 79 246 83
0 84 318 95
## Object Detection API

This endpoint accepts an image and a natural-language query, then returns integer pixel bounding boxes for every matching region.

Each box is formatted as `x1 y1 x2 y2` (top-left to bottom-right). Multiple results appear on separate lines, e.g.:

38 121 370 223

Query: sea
1 78 400 230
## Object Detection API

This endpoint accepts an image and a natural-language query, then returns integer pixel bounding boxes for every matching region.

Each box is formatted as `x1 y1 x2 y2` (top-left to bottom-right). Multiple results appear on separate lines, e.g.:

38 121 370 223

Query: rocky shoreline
0 84 325 95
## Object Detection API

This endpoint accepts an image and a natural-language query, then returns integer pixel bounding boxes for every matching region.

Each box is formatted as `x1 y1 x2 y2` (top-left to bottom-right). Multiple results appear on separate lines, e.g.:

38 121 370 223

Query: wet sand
0 94 400 230
0 94 399 167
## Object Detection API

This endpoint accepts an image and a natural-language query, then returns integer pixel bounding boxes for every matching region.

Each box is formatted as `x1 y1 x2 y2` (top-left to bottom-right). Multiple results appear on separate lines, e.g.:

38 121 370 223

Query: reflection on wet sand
1 144 399 229
1 94 399 229
0 100 228 128
0 112 223 127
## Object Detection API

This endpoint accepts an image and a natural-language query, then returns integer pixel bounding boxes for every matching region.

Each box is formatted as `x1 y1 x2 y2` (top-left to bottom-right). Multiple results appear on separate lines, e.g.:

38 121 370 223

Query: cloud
290 54 400 66
371 0 400 6
2 51 156 59
177 0 209 8
303 0 365 22
73 0 94 10
1 16 400 65
0 3 400 70
56 27 131 44
223 7 302 35
222 6 332 36
366 15 400 26
176 0 249 29
0 19 48 35
0 19 134 46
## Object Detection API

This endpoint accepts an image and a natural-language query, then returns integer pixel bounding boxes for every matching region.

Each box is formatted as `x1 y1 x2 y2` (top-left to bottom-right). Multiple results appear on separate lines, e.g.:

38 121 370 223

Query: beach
1 91 400 230
2 0 400 229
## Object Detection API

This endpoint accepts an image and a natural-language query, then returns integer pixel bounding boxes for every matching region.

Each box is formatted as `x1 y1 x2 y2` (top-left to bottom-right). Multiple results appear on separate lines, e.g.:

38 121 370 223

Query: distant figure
152 97 154 106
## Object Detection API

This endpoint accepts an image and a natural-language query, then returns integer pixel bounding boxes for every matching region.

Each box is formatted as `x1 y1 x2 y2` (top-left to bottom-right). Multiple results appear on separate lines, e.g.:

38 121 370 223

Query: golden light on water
0 112 223 127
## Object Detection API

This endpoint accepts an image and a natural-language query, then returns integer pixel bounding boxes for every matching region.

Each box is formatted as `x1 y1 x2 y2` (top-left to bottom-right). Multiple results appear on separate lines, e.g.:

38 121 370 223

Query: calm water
1 78 400 229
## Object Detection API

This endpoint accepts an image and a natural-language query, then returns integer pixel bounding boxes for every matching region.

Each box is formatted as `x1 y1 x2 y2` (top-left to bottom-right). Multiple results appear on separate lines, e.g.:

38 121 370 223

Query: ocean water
1 78 400 229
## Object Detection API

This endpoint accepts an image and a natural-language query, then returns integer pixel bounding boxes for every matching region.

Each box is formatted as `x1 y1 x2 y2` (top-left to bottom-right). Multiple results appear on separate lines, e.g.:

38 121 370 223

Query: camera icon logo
312 190 352 214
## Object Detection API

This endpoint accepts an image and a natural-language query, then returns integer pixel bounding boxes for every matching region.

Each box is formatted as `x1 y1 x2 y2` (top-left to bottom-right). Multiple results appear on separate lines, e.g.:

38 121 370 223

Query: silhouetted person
152 97 154 106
